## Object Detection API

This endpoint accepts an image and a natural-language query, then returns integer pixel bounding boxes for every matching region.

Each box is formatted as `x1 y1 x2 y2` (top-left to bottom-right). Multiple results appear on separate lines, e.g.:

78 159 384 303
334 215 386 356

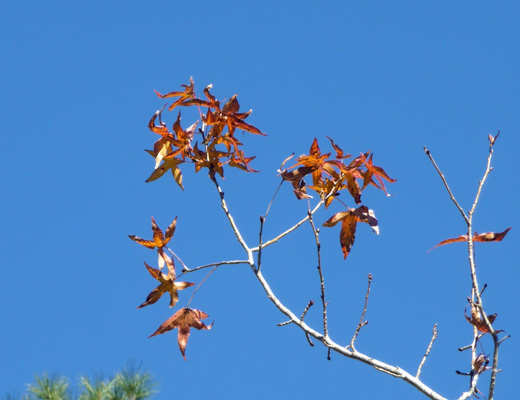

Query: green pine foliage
4 364 156 400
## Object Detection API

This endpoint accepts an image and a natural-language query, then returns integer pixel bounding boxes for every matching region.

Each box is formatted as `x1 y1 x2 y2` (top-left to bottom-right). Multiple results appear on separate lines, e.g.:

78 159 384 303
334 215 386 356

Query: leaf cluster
280 137 395 259
129 217 211 360
146 78 264 189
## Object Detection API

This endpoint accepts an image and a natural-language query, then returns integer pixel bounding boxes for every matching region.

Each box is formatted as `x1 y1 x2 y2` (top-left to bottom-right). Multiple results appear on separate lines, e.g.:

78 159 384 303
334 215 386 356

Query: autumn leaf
145 152 184 189
281 138 394 206
464 304 501 334
148 104 171 136
138 262 194 308
129 216 177 249
323 206 379 260
154 77 196 111
339 213 358 259
429 227 512 251
473 353 489 374
326 136 351 160
148 307 213 360
359 152 396 194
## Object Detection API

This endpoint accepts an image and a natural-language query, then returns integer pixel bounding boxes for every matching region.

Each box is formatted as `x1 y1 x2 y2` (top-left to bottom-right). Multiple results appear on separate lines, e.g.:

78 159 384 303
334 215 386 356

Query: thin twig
301 300 315 346
182 260 249 273
349 274 373 351
424 147 469 224
258 215 265 272
416 324 438 379
186 265 218 308
265 179 284 218
251 199 324 252
308 210 328 339
458 333 485 352
498 335 510 346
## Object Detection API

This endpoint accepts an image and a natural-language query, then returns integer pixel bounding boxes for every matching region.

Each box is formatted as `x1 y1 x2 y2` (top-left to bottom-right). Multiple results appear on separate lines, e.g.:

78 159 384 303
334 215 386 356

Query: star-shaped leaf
323 206 379 260
129 216 177 249
138 262 194 308
148 307 213 360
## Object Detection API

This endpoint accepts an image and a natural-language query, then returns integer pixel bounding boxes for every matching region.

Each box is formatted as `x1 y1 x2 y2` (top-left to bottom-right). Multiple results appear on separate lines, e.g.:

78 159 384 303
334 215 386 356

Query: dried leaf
464 305 500 334
340 213 358 259
148 307 213 360
129 217 178 249
138 262 194 308
473 353 489 374
430 227 512 251
322 211 351 228
352 205 379 234
326 136 351 159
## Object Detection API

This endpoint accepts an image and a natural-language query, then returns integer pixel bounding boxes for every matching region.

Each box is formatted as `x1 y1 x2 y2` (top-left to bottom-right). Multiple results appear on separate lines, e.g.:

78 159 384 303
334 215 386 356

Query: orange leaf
340 213 358 259
138 262 194 308
148 307 213 360
129 217 178 249
326 136 351 160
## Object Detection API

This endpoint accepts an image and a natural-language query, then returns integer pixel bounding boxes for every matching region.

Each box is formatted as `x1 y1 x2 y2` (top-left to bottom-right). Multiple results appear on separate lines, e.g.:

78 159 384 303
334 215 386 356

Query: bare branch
349 274 373 351
209 171 251 254
308 210 328 339
416 324 438 379
427 135 503 400
251 199 324 252
424 146 469 224
182 260 249 273
253 268 448 400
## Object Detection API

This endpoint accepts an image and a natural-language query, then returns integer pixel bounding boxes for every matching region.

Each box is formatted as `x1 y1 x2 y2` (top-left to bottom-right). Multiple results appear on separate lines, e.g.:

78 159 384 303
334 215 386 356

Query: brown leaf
352 205 379 234
464 305 499 334
430 227 512 251
473 353 489 374
322 211 351 228
129 217 178 249
323 206 379 259
340 213 358 259
138 262 194 308
154 78 196 111
148 307 213 360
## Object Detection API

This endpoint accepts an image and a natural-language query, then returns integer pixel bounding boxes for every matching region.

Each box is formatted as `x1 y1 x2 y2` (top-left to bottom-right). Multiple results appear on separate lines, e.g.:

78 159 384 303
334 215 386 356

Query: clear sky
1 2 519 399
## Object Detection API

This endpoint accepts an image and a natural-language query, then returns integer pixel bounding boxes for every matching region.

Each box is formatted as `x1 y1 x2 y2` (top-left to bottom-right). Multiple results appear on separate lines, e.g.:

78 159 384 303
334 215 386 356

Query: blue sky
1 2 519 399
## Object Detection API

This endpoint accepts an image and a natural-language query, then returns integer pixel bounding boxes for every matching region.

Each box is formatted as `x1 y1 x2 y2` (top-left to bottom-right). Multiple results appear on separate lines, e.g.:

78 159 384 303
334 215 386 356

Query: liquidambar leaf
340 213 358 259
464 305 500 334
323 206 379 260
148 307 213 361
430 227 512 251
129 217 177 249
138 262 194 308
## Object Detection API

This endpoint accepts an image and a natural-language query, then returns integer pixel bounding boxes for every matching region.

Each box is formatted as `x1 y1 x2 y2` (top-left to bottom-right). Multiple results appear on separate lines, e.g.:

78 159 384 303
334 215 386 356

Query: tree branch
348 274 373 351
416 324 438 379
